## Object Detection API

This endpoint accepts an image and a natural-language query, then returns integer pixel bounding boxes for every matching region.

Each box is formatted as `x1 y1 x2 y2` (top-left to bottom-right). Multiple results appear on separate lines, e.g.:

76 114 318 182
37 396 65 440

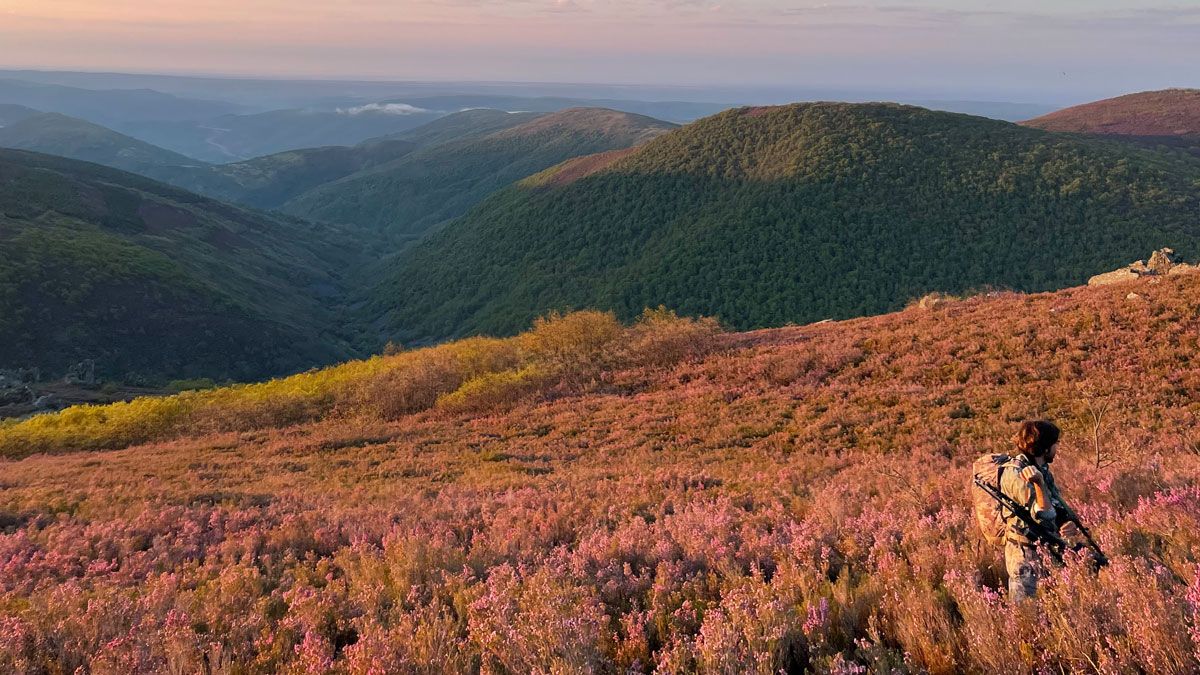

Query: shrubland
0 308 720 458
1 274 1200 673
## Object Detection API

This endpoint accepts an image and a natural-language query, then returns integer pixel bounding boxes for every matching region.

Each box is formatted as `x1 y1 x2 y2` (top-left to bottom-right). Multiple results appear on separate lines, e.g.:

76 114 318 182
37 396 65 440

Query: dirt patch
742 106 781 118
540 147 640 187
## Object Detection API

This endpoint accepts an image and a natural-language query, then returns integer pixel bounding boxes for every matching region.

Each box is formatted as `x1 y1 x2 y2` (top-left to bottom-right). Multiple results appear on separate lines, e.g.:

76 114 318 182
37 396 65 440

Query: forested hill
1023 89 1200 154
372 102 1200 341
280 108 677 241
0 112 205 173
0 149 360 382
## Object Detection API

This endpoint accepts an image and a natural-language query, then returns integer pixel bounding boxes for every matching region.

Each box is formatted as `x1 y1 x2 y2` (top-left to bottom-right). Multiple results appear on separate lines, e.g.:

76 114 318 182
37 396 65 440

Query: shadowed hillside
372 102 1200 342
281 108 677 241
0 112 205 173
1 269 1199 671
0 149 361 382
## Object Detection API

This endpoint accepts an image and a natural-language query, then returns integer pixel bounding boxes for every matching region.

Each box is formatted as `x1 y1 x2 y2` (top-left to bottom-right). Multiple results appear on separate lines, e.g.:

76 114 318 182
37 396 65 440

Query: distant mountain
391 95 730 123
1023 89 1200 154
282 108 677 243
151 140 417 210
0 149 360 382
0 112 205 174
122 107 446 163
0 109 539 212
0 78 243 126
377 108 543 148
372 103 1200 341
912 100 1055 122
0 104 40 127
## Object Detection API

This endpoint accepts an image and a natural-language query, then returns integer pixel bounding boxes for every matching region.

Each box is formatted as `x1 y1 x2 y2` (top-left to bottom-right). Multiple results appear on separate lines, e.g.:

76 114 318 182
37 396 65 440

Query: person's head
1013 420 1060 462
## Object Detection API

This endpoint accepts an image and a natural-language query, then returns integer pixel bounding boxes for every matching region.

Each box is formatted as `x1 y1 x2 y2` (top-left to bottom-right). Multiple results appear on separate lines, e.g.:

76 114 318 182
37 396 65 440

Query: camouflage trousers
1005 540 1041 602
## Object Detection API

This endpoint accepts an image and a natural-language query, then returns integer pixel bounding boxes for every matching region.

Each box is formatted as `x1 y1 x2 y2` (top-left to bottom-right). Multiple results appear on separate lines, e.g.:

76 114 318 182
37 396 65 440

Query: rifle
974 477 1070 564
1053 498 1110 567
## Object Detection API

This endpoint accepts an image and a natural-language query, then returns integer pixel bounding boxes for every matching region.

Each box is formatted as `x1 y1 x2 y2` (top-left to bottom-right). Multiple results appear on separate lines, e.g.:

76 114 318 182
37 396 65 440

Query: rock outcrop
1088 248 1198 286
0 370 35 406
64 359 96 385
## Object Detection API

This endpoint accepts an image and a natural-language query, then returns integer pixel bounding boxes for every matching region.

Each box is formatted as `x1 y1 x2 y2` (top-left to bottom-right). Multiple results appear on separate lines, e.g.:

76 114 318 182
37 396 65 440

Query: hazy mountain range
1 78 1197 384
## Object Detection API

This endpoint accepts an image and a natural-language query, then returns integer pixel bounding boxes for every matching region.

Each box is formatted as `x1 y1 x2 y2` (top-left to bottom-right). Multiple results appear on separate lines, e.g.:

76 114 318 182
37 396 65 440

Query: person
1000 420 1081 601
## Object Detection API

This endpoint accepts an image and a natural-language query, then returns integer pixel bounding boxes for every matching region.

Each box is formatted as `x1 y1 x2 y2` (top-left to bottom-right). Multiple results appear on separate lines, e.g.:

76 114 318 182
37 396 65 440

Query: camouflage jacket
999 455 1063 545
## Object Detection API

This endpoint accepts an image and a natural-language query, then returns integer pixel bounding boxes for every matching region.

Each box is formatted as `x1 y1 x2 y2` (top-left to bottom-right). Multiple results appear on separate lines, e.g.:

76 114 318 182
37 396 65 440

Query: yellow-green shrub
519 310 623 379
623 307 722 368
0 309 721 458
436 366 550 414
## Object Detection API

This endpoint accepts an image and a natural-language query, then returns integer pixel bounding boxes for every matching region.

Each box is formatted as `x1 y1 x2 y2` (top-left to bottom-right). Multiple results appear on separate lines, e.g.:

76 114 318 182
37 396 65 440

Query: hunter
1001 420 1081 601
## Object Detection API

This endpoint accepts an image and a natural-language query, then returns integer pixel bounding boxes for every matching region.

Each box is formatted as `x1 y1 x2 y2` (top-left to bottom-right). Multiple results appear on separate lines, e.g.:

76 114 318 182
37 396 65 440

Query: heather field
3 276 1200 674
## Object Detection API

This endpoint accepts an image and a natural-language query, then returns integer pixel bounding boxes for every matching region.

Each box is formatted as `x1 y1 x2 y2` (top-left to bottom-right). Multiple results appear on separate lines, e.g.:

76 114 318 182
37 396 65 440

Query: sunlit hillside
3 270 1199 673
375 102 1200 342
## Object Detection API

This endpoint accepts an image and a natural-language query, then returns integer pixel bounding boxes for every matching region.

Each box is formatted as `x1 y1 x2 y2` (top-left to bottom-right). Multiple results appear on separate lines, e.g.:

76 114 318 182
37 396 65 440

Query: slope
123 107 444 163
2 269 1199 673
0 103 40 127
0 149 360 382
372 102 1200 341
151 139 417 210
281 108 678 242
0 112 207 173
375 108 543 148
1023 89 1200 154
142 109 538 210
0 78 242 126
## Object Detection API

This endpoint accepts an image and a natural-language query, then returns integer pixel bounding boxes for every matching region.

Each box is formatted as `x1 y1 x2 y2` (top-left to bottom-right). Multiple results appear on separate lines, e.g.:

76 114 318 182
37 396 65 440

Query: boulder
64 359 96 385
0 381 34 406
1088 268 1140 286
1088 248 1197 286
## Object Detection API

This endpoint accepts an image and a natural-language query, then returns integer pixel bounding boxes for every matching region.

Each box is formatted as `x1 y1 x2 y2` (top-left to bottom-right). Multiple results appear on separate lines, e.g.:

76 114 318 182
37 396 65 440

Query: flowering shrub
1 274 1200 672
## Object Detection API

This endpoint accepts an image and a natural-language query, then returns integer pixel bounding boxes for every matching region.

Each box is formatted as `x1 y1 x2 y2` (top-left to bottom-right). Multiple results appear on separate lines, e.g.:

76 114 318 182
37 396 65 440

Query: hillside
128 110 541 210
153 139 418 210
281 108 677 241
123 107 445 163
0 103 39 126
371 102 1200 341
376 108 543 148
0 112 206 173
0 149 361 382
1 271 1198 672
1023 89 1200 154
0 78 242 126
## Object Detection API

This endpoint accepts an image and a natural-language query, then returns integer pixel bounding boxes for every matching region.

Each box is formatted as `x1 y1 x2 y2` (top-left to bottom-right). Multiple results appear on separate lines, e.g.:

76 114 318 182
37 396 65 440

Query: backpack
970 453 1015 546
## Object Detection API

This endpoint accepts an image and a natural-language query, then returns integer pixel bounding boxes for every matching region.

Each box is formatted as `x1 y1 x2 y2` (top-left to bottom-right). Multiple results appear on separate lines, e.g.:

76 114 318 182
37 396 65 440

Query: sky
1 0 1197 101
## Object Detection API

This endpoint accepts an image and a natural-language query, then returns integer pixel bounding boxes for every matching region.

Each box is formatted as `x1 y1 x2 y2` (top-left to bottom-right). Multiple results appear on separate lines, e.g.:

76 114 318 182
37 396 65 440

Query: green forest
373 103 1200 341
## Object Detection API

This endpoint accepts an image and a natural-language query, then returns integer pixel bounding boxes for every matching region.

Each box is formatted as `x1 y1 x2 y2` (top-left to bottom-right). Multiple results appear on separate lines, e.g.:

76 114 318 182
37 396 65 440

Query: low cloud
337 103 430 115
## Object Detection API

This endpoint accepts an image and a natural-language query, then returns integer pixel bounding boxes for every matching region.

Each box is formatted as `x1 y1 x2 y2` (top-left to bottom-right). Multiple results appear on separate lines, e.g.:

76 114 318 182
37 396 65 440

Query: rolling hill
0 112 206 174
371 102 1200 341
152 139 418 210
0 78 243 126
123 106 445 163
0 108 564 213
0 103 39 127
375 108 543 148
281 108 677 242
0 149 361 382
1023 89 1200 154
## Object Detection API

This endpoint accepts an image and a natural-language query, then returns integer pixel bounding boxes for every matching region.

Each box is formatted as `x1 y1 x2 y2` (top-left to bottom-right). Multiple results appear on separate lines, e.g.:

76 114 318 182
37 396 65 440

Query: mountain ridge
370 102 1200 342
280 107 678 241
